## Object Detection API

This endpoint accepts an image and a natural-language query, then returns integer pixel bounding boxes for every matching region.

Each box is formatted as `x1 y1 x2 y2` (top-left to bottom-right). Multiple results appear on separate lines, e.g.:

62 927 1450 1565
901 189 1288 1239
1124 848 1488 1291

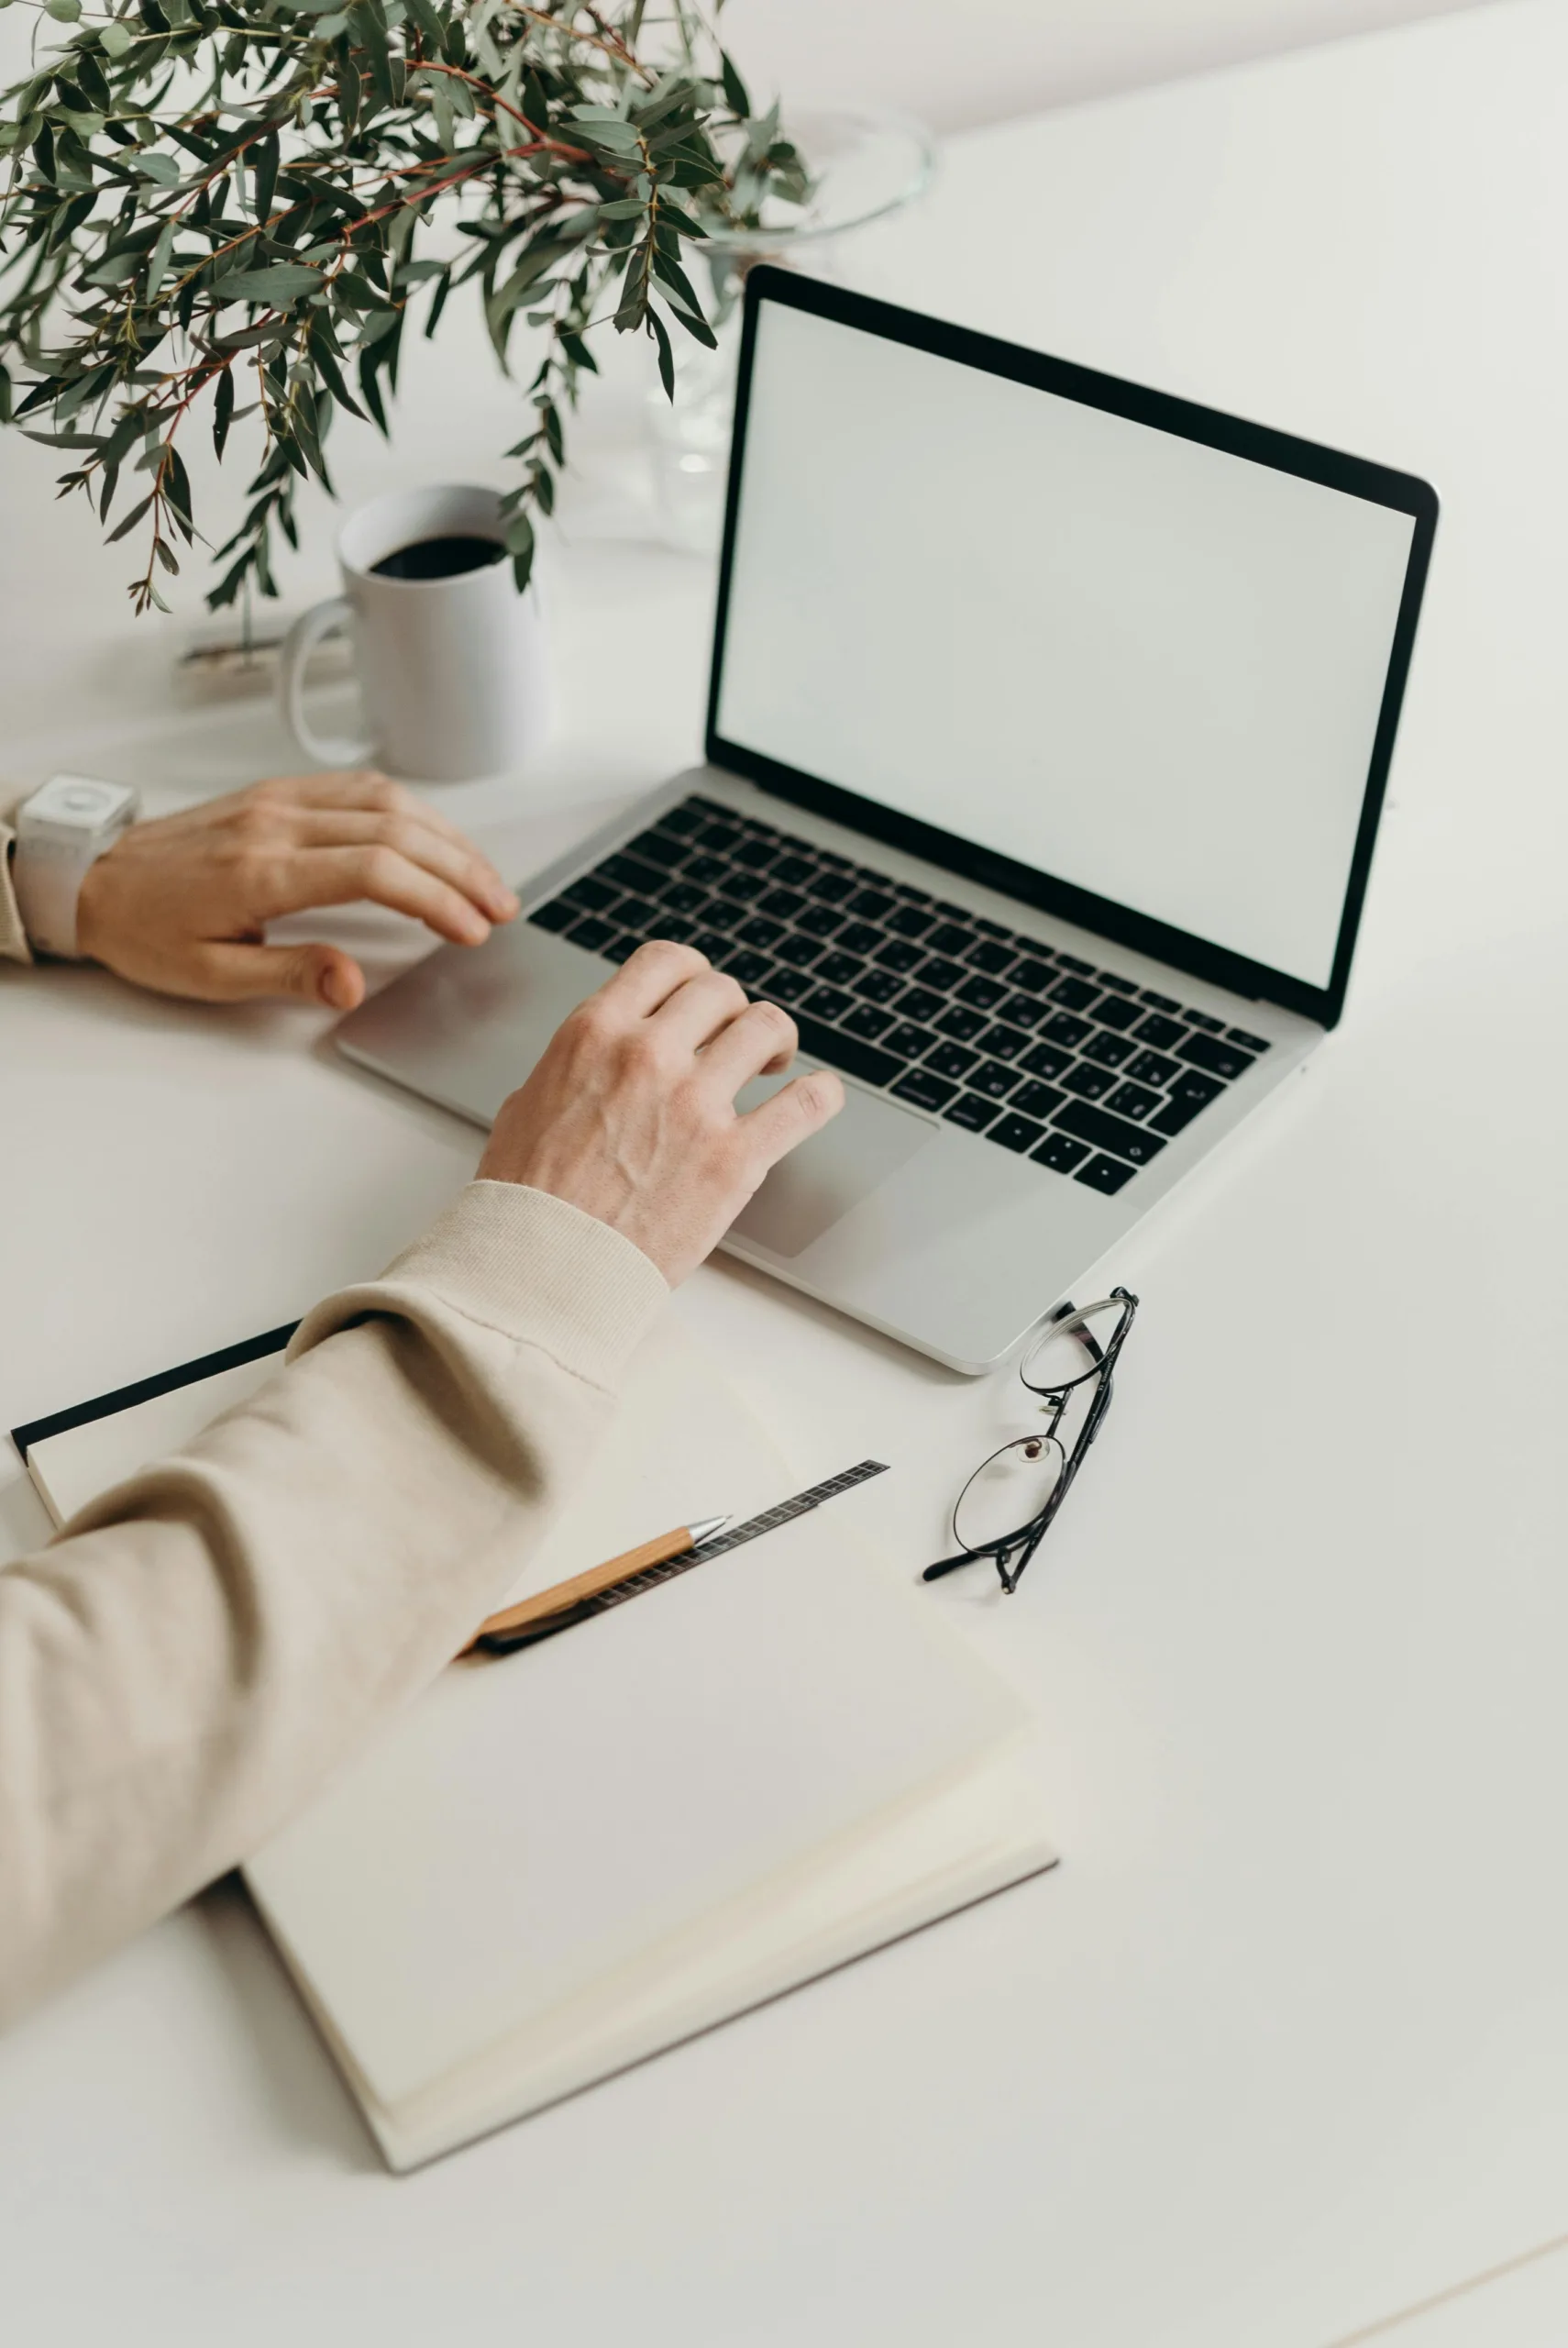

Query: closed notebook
17 1318 1056 2169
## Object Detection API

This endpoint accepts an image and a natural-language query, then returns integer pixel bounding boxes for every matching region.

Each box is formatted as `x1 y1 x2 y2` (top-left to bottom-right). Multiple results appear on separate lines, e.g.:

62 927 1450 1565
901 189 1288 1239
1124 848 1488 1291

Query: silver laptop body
337 270 1436 1373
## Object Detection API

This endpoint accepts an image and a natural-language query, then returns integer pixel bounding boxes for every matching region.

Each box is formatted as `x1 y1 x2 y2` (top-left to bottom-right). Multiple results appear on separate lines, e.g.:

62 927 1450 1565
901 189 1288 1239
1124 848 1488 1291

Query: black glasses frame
922 1287 1140 1596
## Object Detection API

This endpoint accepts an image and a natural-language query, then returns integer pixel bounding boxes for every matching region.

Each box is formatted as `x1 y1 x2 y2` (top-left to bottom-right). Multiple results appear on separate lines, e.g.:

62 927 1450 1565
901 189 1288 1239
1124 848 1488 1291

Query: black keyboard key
1043 1012 1092 1049
1090 995 1143 1034
803 985 854 1022
1183 1010 1224 1034
1021 1038 1073 1082
561 873 618 913
1148 1069 1224 1135
1094 970 1136 995
956 973 1006 1011
1011 1080 1066 1122
894 880 933 903
739 914 784 949
529 897 577 934
600 931 642 963
891 1067 958 1113
1177 1031 1256 1081
1062 1061 1116 1101
649 914 696 944
807 869 857 903
605 851 667 896
661 880 709 914
1125 1049 1178 1087
849 887 895 920
698 820 741 852
1056 953 1094 975
927 923 973 957
999 991 1049 1028
1054 1101 1168 1166
1134 1012 1186 1050
706 895 750 933
943 1091 1002 1133
1032 1131 1089 1175
760 886 806 920
728 947 773 986
682 852 729 887
1140 988 1180 1011
1010 957 1057 993
966 938 1015 975
936 1003 988 1043
970 1058 1021 1099
692 929 734 963
732 836 777 872
899 987 944 1025
837 921 884 957
855 967 905 1004
1105 1082 1160 1120
719 871 767 906
972 915 1009 938
772 855 815 887
844 1002 894 1040
791 1013 901 1091
774 933 824 969
1075 1153 1136 1196
928 1039 979 1080
918 956 966 991
989 1113 1047 1155
659 801 708 837
1227 1027 1271 1054
977 1022 1030 1060
1083 1030 1134 1069
888 904 935 938
816 951 861 987
875 936 926 973
567 914 613 951
799 903 845 939
1050 975 1099 1012
760 965 813 1005
882 1022 933 1060
814 846 851 869
627 828 687 870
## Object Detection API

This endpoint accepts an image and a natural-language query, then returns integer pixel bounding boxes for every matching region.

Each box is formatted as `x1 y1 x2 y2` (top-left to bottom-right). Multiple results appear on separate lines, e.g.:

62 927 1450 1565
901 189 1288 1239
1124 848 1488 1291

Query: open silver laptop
336 268 1437 1372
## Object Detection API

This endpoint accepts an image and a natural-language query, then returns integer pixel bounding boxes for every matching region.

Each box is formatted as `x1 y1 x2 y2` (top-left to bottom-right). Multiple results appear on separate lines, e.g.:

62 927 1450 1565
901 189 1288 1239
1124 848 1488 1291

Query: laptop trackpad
730 1071 935 1258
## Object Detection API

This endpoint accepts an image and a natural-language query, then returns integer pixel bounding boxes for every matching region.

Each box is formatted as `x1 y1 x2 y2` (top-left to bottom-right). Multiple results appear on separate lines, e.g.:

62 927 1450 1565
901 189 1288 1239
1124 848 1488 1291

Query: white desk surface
4 6 1568 2343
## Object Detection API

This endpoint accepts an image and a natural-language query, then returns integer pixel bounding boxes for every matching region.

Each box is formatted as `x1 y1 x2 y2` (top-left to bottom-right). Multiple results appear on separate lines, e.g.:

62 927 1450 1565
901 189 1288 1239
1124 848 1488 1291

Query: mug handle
279 596 376 769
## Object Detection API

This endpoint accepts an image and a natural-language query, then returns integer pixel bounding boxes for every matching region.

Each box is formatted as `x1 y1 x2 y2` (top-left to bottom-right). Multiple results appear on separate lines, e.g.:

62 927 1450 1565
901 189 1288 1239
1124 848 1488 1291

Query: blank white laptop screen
714 301 1417 992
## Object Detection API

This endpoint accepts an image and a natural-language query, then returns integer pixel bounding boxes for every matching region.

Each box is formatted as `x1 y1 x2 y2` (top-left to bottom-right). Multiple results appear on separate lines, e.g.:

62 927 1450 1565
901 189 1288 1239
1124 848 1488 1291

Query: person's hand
478 941 845 1284
74 769 519 1009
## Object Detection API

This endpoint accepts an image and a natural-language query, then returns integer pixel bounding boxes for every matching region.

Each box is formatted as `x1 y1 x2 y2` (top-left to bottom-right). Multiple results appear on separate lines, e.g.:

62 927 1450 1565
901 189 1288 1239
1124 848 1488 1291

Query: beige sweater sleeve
1 811 31 964
0 1180 668 2026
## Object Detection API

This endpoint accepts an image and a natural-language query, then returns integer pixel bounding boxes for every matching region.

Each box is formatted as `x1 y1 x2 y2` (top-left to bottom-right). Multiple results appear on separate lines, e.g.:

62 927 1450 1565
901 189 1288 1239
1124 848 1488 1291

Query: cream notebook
17 1320 1056 2169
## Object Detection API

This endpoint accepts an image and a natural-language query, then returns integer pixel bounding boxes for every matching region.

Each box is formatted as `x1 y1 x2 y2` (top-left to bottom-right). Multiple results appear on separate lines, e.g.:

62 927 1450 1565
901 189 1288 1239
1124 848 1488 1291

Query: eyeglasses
923 1288 1140 1595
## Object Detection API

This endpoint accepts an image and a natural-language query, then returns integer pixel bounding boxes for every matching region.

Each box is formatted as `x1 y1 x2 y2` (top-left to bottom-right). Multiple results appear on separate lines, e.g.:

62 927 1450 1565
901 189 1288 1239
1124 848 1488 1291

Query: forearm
0 1181 666 2025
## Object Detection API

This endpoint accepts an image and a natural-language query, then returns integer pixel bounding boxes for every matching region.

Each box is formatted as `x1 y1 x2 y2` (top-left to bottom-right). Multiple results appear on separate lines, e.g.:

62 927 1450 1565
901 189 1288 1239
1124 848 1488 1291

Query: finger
288 810 518 924
698 997 800 1093
188 940 366 1010
264 846 495 944
647 966 752 1056
248 770 478 847
594 937 711 1018
736 1067 845 1172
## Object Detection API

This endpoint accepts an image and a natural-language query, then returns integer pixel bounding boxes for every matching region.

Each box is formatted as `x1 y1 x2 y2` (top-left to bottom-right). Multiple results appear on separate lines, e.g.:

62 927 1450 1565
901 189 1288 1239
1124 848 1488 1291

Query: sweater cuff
295 1183 668 1390
0 821 32 967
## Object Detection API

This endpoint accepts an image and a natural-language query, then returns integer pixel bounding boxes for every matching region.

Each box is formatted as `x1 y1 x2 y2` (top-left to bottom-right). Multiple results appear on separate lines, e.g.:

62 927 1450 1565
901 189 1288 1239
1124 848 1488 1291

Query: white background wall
720 0 1496 130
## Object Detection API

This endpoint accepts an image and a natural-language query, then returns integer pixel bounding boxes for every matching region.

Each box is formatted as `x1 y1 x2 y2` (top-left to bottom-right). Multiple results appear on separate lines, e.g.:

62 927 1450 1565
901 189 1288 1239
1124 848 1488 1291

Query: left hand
75 769 519 1009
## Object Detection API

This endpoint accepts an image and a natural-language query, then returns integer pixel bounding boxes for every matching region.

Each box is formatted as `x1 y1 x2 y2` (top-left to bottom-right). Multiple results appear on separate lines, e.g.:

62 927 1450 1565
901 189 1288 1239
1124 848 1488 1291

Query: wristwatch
11 773 140 959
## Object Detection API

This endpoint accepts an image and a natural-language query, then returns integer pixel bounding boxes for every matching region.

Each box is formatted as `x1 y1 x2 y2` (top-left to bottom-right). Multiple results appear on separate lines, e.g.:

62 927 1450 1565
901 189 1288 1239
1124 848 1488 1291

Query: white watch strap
12 832 94 958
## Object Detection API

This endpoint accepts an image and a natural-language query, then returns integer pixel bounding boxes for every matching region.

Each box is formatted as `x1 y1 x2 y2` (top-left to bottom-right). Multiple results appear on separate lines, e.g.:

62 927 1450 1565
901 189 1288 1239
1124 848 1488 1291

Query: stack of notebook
17 1320 1055 2169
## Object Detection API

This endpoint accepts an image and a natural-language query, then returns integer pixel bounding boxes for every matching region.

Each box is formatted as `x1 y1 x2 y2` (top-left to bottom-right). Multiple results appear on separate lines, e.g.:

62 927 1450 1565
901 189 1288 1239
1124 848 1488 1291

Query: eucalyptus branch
0 0 805 613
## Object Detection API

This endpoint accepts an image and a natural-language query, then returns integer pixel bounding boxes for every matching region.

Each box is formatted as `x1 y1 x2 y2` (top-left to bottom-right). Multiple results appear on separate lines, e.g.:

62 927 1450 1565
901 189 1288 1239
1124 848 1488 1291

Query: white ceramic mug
279 483 549 781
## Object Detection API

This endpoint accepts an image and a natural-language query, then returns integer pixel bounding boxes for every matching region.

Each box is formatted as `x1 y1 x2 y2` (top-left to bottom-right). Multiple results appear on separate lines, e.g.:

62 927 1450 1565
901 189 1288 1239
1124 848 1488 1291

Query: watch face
26 773 138 828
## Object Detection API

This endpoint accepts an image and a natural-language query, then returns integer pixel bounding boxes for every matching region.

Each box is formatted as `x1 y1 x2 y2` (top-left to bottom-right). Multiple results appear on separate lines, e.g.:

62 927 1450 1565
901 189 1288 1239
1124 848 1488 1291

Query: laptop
335 267 1438 1373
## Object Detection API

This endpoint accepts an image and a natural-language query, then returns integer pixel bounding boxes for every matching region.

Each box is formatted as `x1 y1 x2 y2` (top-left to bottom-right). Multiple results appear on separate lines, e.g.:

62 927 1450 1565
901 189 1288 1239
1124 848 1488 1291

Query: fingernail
320 965 354 1009
492 888 520 919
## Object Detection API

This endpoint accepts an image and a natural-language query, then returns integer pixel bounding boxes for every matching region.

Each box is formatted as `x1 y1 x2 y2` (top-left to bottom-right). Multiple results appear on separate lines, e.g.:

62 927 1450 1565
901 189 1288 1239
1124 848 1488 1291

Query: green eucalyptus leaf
100 20 134 56
45 0 82 20
136 151 181 184
215 263 324 302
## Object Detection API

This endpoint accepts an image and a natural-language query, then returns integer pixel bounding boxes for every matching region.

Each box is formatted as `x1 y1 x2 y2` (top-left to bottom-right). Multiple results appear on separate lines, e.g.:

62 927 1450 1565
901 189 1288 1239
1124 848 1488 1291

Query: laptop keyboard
526 795 1270 1196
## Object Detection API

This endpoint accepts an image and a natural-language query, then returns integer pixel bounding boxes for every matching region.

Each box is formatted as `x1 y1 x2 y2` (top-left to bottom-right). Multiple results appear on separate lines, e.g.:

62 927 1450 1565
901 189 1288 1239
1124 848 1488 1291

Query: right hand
477 942 845 1285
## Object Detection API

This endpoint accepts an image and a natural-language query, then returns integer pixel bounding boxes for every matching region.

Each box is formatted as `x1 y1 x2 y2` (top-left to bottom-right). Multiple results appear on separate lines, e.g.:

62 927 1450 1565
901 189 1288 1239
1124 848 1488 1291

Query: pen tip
689 1512 730 1545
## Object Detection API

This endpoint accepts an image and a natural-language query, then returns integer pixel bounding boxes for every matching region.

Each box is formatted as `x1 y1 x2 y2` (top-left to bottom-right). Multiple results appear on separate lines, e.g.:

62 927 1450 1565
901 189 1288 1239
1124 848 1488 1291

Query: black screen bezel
703 266 1438 1028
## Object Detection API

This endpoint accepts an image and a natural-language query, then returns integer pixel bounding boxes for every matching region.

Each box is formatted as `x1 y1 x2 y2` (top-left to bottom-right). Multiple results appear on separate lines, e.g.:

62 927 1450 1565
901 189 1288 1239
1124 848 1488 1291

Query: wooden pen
465 1513 731 1655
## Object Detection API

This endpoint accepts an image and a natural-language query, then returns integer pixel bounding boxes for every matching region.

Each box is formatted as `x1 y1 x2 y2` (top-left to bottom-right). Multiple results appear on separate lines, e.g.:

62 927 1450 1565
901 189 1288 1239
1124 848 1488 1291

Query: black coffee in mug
370 533 505 582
